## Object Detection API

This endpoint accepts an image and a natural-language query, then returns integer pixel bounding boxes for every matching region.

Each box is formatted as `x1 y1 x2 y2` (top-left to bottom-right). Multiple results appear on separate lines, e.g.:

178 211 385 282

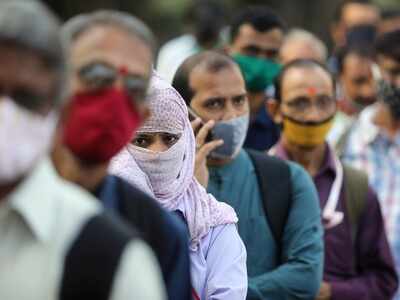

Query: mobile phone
187 107 214 143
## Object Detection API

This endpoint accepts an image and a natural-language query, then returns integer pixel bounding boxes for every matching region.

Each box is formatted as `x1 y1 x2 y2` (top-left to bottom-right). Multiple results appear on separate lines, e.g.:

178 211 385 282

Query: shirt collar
273 141 337 178
7 157 59 242
209 149 248 176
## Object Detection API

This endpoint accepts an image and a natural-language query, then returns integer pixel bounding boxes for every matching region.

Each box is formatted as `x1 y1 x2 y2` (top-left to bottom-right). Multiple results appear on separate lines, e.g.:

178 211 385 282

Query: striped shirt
342 103 400 298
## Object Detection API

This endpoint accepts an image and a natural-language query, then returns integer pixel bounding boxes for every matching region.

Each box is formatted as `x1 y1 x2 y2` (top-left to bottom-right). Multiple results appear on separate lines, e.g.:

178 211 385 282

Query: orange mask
282 115 334 147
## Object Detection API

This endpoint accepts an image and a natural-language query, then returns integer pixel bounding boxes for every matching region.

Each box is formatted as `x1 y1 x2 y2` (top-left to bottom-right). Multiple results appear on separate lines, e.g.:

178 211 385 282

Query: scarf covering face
110 73 238 249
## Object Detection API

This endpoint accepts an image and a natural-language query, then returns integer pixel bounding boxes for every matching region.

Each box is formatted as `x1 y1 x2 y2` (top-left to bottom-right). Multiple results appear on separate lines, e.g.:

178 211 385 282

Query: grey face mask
209 114 250 160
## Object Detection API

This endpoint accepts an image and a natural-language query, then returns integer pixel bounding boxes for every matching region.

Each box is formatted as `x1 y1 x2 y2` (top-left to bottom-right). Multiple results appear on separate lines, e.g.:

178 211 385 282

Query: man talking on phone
173 50 323 300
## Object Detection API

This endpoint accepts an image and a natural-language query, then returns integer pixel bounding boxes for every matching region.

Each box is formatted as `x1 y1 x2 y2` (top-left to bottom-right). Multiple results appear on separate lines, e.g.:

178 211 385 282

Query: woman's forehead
140 89 186 133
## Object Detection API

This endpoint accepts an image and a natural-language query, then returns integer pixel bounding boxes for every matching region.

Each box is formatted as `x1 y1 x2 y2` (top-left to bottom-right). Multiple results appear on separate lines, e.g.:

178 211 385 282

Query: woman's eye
163 134 179 146
133 137 150 148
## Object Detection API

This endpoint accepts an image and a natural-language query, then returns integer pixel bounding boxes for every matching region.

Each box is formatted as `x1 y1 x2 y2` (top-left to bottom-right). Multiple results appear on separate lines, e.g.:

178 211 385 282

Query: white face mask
0 97 57 184
127 135 186 195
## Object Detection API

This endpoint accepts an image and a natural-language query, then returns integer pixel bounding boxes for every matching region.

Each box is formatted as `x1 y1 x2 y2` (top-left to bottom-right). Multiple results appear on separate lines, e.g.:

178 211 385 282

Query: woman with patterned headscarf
110 73 247 300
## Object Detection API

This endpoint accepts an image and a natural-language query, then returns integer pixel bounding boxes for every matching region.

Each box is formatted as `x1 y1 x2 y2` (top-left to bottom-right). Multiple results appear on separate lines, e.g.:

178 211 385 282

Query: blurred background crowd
2 0 400 300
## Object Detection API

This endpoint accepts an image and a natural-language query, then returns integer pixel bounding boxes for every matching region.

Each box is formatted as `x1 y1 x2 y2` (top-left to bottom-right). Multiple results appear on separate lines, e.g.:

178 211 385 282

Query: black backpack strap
60 213 136 300
247 149 292 256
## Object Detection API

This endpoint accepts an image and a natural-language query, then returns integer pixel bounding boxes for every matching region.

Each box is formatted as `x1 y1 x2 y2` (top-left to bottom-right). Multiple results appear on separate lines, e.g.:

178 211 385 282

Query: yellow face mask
282 115 334 147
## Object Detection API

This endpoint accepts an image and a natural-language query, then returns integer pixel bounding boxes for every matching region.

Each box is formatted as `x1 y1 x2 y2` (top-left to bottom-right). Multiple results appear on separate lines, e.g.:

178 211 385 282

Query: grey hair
283 28 328 62
61 10 156 54
0 0 66 106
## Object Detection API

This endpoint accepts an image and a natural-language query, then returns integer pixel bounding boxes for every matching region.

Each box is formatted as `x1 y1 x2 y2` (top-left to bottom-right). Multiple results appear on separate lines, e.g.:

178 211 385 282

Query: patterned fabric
110 72 238 250
342 103 400 298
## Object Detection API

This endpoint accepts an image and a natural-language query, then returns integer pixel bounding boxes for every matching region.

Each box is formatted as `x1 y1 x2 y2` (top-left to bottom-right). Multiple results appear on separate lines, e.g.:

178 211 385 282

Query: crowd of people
1 0 400 299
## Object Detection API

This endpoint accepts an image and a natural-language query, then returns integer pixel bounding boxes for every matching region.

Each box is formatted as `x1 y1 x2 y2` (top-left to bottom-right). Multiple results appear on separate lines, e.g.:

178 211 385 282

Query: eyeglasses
77 61 149 102
283 95 336 115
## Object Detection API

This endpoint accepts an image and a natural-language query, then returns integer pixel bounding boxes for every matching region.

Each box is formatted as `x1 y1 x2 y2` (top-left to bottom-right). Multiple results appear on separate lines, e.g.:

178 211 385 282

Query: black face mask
378 80 400 119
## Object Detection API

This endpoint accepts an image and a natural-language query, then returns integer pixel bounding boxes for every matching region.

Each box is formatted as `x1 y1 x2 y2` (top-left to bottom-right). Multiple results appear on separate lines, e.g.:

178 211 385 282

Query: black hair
333 0 373 23
375 29 400 62
184 0 226 47
230 6 286 43
337 45 375 73
172 51 237 105
274 59 335 102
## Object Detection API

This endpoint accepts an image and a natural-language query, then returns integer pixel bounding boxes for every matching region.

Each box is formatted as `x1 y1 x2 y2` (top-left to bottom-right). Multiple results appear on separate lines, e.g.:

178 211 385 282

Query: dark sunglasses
77 61 149 102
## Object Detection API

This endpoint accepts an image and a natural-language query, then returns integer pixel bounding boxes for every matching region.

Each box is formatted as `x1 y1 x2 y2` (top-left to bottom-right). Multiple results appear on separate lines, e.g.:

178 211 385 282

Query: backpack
246 149 292 258
342 164 369 243
60 213 137 300
247 150 369 261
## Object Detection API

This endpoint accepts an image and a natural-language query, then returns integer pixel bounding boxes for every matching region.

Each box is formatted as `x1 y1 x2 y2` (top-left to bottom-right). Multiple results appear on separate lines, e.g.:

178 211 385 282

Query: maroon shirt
273 142 398 300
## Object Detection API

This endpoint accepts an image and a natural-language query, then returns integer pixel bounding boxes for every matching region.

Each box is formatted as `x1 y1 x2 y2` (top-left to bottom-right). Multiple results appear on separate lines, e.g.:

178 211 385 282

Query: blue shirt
96 175 192 300
244 106 280 151
208 150 323 300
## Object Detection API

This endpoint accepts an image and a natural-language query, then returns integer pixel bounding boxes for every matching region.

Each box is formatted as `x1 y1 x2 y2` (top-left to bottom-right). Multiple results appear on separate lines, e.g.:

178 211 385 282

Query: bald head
280 29 327 65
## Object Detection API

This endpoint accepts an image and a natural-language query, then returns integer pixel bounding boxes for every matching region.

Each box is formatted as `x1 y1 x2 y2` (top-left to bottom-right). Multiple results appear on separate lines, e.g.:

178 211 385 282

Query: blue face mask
209 114 250 160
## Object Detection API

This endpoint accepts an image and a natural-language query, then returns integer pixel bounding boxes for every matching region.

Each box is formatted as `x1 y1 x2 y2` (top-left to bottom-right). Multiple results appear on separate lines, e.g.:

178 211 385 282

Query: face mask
209 114 249 159
282 115 334 147
127 136 185 194
378 80 400 120
0 97 56 183
63 88 142 164
232 54 282 93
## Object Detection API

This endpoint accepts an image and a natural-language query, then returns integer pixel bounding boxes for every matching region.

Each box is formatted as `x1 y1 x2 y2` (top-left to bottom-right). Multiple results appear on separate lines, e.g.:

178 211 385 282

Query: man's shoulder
245 149 291 176
111 175 171 223
244 150 294 199
110 175 188 246
245 149 316 199
54 174 103 228
33 159 103 236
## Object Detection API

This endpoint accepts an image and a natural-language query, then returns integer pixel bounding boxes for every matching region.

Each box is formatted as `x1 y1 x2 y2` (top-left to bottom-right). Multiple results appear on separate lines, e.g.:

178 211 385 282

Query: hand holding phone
188 107 223 188
188 107 214 143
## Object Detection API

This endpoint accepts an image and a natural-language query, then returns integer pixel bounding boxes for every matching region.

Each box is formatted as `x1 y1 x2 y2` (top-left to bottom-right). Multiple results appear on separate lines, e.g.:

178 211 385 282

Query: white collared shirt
0 157 165 300
342 103 400 299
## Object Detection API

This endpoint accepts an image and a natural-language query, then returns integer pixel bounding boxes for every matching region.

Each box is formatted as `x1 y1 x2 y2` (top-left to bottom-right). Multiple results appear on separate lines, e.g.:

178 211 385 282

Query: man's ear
331 22 344 47
266 98 283 124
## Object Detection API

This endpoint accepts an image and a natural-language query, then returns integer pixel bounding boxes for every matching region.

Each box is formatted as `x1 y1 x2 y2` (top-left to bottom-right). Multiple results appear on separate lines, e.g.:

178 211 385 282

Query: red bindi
119 66 129 76
307 87 317 97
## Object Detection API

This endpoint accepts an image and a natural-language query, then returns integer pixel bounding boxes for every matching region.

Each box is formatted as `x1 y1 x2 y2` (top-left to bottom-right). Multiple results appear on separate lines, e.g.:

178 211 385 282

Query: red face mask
63 88 142 163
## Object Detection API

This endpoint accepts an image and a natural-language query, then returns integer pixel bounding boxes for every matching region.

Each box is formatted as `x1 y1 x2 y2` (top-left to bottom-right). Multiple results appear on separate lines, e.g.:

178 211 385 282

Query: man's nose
305 104 324 122
223 100 239 121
